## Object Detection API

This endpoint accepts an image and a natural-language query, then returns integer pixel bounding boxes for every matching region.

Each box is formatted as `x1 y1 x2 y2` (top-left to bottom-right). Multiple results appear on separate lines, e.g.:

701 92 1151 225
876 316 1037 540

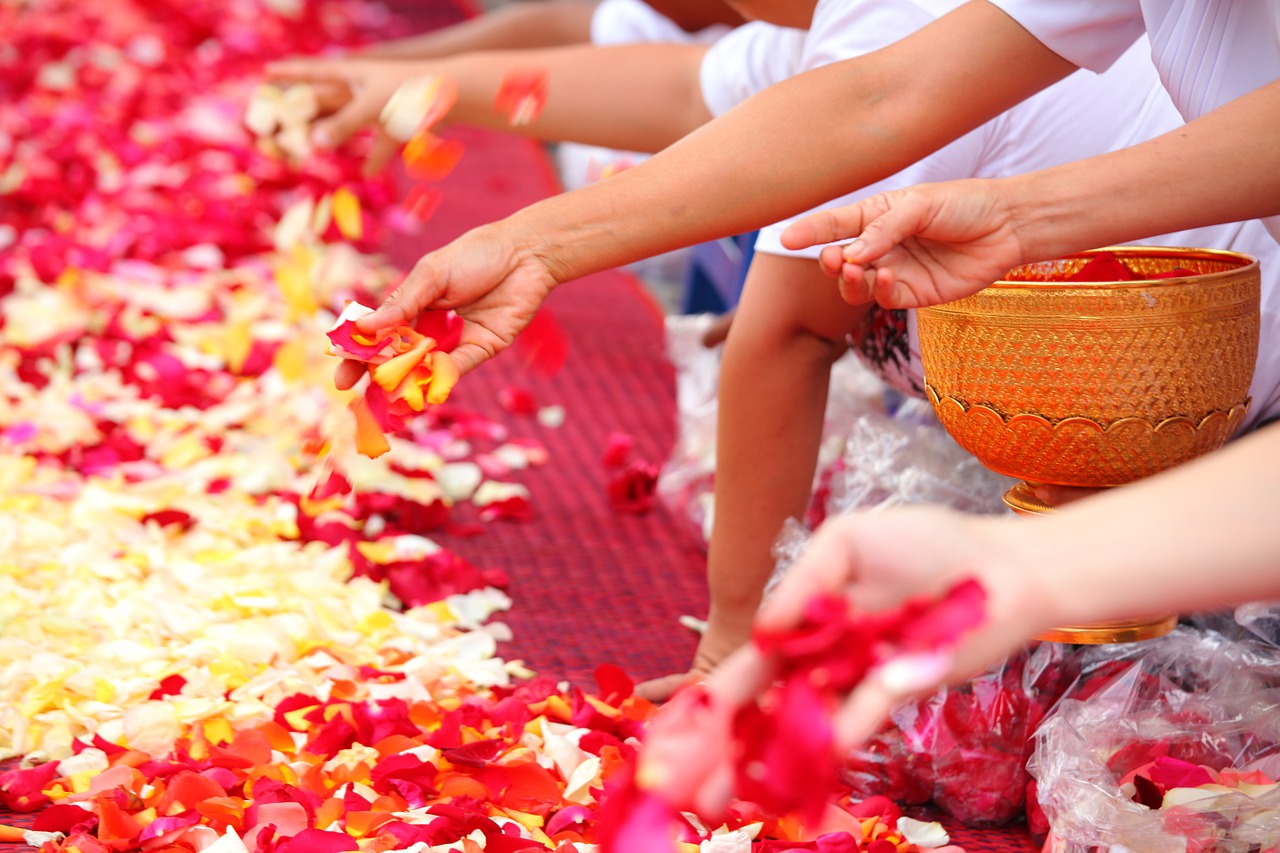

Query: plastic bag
1030 627 1280 853
656 316 887 544
769 406 1013 595
839 642 1081 827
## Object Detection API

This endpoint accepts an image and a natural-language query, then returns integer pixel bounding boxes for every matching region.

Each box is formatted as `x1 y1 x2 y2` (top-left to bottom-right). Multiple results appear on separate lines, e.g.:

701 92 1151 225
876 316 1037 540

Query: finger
446 342 493 377
312 94 382 150
835 264 876 305
756 516 866 630
333 359 367 391
872 267 918 310
704 645 777 710
265 59 353 84
780 203 876 251
816 245 845 279
841 193 930 266
357 264 444 332
634 672 696 704
311 80 355 114
831 680 900 753
363 129 399 176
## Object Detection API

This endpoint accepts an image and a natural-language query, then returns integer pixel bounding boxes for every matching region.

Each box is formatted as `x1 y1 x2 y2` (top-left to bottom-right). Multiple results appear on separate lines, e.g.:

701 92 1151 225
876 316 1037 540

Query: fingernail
874 651 952 694
312 127 333 149
843 239 865 261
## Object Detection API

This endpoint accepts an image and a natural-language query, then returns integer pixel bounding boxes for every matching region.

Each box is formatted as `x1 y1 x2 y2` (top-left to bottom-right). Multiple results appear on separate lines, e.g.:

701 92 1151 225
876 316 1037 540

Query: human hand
266 57 435 172
779 179 1029 309
641 506 1049 815
333 222 559 390
633 608 754 703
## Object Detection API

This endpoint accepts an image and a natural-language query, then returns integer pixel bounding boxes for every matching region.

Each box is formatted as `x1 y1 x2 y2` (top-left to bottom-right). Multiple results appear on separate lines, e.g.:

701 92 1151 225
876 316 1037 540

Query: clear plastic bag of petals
656 321 887 544
838 642 1081 827
821 402 1014 523
655 314 722 543
1029 627 1280 853
769 405 1014 592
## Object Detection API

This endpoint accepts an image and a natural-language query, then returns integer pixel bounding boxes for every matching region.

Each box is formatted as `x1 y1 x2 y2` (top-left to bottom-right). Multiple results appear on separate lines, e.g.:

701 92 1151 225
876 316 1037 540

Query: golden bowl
919 247 1260 495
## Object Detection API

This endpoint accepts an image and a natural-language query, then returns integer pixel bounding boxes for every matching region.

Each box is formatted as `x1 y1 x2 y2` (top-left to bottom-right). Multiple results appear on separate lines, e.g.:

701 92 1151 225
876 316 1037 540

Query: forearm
359 1 598 59
440 43 710 152
1006 79 1280 263
708 256 865 625
504 0 1075 281
1001 426 1280 629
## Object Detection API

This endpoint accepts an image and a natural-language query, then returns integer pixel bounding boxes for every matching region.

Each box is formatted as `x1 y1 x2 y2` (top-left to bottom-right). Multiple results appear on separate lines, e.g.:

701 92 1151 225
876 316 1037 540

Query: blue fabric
680 231 757 314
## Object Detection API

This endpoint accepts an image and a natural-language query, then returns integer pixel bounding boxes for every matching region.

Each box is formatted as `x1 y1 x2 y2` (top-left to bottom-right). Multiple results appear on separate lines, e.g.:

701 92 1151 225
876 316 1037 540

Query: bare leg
637 252 867 700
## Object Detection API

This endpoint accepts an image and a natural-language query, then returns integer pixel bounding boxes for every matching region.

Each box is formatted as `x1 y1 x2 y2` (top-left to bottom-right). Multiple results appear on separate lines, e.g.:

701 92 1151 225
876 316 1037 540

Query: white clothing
590 0 733 45
698 0 1280 429
988 0 1280 243
561 0 733 193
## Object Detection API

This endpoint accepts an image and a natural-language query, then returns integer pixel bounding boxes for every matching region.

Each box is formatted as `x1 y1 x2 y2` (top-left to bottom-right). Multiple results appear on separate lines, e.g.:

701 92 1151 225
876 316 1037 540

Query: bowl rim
990 245 1259 290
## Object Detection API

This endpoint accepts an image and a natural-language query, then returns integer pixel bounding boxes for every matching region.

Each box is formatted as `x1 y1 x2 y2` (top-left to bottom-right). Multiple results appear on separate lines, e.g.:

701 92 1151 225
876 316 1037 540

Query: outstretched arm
355 1 600 60
727 421 1280 751
268 41 711 158
783 78 1280 308
351 1 1074 373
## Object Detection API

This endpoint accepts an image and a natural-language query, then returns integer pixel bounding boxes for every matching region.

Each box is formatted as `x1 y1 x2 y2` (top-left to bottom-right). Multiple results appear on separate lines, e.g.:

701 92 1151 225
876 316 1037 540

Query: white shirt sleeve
590 0 732 45
698 22 807 118
985 0 1145 72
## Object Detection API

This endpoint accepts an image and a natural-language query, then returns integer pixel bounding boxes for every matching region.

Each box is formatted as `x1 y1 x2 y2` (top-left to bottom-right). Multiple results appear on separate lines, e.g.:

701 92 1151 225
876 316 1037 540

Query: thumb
312 93 382 150
357 258 447 332
831 651 953 752
363 129 400 176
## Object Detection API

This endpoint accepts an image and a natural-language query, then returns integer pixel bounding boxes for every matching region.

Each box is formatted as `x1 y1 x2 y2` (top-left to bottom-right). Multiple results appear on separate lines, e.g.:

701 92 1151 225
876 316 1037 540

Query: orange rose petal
392 372 426 412
345 811 397 838
194 797 246 830
97 795 145 842
436 774 492 801
369 794 407 813
315 798 345 831
402 132 465 182
350 396 391 459
257 721 299 754
501 762 561 814
425 351 459 405
372 735 421 757
371 339 431 393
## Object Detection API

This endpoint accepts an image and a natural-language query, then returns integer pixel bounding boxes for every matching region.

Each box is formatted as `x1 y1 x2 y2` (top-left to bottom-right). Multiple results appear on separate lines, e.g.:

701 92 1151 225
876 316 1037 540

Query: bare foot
635 623 748 702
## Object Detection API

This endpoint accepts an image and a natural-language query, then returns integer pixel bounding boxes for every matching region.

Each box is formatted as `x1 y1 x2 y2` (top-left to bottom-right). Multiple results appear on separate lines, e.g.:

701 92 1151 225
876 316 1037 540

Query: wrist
968 515 1065 639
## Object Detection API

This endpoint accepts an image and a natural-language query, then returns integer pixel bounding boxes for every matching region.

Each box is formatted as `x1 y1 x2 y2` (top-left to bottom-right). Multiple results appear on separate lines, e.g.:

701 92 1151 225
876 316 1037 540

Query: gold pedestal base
1003 480 1178 645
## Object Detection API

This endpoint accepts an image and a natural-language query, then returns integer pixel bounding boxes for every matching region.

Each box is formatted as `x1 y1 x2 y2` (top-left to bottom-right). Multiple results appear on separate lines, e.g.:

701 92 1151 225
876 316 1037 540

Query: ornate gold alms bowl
918 247 1260 643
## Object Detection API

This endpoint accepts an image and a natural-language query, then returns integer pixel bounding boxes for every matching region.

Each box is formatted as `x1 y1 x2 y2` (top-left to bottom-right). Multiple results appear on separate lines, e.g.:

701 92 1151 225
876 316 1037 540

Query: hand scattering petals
381 74 459 142
326 302 465 457
607 581 988 853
